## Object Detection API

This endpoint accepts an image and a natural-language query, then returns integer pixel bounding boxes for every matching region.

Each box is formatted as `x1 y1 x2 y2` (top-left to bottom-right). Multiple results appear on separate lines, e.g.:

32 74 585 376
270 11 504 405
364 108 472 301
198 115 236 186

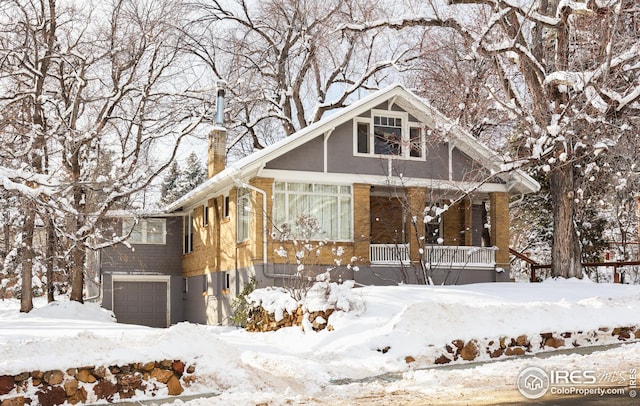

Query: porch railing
370 243 410 264
423 245 496 268
370 244 497 268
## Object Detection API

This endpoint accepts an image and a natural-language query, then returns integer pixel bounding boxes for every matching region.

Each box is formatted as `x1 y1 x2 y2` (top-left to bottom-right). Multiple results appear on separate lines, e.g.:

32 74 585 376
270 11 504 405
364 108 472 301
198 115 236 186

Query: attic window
374 115 402 155
354 110 424 159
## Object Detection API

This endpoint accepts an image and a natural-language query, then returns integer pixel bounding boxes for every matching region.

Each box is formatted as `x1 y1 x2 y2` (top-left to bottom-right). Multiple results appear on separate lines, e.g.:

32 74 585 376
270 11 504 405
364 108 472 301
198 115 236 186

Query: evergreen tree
159 153 207 207
182 152 207 193
159 162 182 206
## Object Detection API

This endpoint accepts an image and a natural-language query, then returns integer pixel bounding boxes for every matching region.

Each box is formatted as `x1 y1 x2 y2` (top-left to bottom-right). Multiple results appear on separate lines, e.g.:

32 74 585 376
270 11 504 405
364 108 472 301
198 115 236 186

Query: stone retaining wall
0 360 196 406
403 326 640 366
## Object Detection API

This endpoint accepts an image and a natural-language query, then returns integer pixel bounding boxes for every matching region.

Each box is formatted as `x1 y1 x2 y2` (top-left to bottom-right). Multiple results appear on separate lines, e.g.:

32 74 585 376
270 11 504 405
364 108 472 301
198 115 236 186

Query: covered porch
366 187 509 271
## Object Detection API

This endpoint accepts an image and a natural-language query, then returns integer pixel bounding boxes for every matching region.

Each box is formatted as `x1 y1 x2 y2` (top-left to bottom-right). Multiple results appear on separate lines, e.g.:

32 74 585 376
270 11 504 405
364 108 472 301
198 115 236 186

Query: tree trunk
46 217 56 302
20 202 35 313
69 243 85 303
549 163 583 278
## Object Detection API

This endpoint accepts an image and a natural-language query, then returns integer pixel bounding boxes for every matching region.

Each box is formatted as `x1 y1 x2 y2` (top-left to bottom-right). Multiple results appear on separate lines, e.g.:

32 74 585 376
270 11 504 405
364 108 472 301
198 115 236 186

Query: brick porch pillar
490 192 510 271
463 198 473 246
406 187 426 262
353 184 371 264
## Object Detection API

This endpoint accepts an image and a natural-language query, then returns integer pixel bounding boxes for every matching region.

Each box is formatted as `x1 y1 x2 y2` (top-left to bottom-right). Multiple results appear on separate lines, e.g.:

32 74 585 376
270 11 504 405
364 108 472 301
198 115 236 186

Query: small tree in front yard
273 215 360 301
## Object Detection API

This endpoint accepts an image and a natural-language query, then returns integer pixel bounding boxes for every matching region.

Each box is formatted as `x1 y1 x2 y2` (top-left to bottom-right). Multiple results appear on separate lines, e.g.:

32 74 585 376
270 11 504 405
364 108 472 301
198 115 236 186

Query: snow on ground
2 278 640 405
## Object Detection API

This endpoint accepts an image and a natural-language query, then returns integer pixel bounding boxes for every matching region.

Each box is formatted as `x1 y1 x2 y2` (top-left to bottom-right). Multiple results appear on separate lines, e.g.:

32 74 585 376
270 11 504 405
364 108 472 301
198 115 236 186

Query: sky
1 278 640 405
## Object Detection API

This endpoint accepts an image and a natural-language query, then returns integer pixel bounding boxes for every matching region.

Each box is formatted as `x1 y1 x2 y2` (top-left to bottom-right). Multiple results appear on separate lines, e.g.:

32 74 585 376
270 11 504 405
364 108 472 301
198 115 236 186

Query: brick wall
490 192 510 268
353 184 371 264
443 201 464 246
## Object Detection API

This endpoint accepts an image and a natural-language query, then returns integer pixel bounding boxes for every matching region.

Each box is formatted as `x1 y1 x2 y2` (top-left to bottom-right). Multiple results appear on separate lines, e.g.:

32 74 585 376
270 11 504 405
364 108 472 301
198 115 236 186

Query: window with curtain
273 182 352 241
237 188 250 242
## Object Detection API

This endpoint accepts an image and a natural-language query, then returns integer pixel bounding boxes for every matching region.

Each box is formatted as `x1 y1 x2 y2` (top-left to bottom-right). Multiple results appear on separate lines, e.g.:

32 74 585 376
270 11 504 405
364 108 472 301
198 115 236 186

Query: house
99 84 540 327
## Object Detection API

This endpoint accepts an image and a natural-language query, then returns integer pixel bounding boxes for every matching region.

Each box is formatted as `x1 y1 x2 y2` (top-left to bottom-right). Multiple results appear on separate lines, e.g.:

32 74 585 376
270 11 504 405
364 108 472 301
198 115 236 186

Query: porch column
353 184 371 264
490 192 510 271
406 187 426 262
463 198 473 246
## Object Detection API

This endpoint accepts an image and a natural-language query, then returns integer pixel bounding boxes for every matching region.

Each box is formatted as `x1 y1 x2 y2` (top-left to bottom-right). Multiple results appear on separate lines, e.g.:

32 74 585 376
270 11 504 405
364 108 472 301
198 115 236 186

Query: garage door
113 280 168 328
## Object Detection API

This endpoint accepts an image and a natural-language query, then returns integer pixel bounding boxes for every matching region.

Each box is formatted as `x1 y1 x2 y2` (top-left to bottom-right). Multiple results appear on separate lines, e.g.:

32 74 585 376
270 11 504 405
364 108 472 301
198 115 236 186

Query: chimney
208 80 227 178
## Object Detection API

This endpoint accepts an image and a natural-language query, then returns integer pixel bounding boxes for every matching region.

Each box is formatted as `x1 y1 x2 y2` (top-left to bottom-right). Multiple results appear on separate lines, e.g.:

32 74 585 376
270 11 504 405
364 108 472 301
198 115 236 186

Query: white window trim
353 109 425 161
111 274 170 327
122 218 166 245
272 182 354 242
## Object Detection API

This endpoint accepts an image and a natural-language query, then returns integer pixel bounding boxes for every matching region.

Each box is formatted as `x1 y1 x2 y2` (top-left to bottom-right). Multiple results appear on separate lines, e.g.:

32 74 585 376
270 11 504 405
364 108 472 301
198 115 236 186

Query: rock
66 368 77 377
109 366 121 374
167 375 184 396
0 375 15 395
1 396 25 406
186 365 196 374
405 356 415 364
618 330 631 340
452 339 464 351
31 370 44 379
545 337 565 349
67 387 87 405
505 347 526 356
32 378 42 386
635 330 640 339
43 370 64 385
13 373 28 382
445 344 454 354
172 361 185 376
118 371 144 400
489 348 503 358
76 369 96 383
516 335 529 347
118 373 144 399
94 380 118 401
119 389 136 399
598 327 609 332
150 368 174 384
561 332 572 338
93 366 107 379
460 341 478 361
540 332 553 340
327 325 334 331
183 375 197 387
36 385 66 406
140 362 156 372
160 360 173 368
64 379 79 396
434 355 451 364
